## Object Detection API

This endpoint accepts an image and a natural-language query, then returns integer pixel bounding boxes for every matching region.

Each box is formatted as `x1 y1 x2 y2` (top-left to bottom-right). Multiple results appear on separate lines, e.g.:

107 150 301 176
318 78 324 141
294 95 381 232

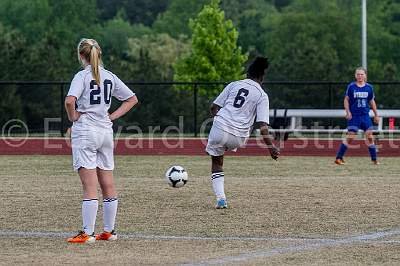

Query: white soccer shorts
71 126 114 171
206 125 247 156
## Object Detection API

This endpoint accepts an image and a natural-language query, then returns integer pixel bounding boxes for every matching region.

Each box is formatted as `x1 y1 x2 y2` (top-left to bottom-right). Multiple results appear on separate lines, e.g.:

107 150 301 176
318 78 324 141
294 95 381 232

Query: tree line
0 0 399 132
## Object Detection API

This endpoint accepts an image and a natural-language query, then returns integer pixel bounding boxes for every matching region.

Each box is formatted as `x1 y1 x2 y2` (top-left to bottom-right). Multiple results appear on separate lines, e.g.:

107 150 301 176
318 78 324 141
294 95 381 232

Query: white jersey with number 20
67 65 135 128
213 78 269 137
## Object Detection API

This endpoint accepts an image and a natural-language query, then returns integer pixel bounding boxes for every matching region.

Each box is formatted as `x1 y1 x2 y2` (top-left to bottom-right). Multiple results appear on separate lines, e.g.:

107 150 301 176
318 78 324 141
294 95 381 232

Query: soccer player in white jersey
206 57 280 209
65 38 138 243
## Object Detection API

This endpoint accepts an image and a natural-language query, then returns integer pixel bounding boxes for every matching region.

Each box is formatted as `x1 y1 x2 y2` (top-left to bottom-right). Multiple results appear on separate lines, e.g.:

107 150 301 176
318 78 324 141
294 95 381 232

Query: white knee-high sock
103 198 118 232
82 199 98 235
211 172 225 200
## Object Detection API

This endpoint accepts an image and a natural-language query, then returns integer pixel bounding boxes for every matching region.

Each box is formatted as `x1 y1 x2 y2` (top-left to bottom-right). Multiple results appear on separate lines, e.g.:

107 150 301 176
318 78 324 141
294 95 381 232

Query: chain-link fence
0 81 399 137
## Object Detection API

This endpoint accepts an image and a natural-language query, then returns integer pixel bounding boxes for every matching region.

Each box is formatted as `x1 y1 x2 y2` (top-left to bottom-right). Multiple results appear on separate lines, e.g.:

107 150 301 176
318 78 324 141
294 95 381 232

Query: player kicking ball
206 56 280 209
65 38 138 243
335 67 380 165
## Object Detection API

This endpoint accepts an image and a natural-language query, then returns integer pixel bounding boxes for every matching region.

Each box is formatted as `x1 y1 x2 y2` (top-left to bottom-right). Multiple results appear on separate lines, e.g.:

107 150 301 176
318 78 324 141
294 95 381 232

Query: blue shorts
347 115 373 132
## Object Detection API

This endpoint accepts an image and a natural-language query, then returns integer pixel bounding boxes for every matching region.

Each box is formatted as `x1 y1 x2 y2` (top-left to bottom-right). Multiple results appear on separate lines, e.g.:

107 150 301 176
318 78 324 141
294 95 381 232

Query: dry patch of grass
0 155 399 265
249 243 400 266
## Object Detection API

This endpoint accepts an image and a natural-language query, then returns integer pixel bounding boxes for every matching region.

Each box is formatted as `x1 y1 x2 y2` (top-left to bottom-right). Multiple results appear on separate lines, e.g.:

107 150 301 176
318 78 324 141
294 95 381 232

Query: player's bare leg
67 168 98 243
79 168 99 199
365 130 379 164
346 132 356 145
211 155 223 173
98 168 116 198
211 156 227 209
97 168 118 241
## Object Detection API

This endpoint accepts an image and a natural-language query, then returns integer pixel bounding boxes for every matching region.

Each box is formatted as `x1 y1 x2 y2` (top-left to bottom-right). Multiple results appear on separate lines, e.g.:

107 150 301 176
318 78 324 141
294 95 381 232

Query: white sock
103 198 118 232
82 199 98 235
211 172 225 200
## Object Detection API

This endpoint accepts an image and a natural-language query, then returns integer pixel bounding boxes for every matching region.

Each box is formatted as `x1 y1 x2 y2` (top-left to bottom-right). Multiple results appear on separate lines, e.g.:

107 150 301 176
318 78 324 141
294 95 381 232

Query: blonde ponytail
90 46 101 86
77 38 103 86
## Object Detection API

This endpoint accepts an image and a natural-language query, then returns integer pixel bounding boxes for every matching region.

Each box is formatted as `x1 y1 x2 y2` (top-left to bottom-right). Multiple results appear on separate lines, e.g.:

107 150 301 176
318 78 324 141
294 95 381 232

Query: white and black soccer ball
165 166 188 188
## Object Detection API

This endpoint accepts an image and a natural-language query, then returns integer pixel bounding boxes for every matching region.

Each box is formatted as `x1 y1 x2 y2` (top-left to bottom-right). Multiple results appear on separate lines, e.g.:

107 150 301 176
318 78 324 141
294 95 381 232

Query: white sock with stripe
211 172 225 200
103 198 118 232
82 199 98 235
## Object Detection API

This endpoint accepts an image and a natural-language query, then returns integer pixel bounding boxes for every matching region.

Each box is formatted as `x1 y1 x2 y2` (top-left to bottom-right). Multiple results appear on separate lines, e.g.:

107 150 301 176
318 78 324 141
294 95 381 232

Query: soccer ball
165 166 188 188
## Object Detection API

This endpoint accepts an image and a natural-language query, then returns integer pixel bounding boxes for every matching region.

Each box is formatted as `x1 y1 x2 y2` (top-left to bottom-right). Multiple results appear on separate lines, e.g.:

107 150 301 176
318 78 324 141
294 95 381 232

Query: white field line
1 230 399 244
2 228 400 266
122 232 328 242
372 240 400 244
0 230 325 242
181 228 400 266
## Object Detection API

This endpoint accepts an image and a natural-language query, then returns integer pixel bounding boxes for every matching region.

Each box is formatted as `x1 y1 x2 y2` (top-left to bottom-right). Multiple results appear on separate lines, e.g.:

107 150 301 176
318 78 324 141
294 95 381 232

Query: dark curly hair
247 57 269 80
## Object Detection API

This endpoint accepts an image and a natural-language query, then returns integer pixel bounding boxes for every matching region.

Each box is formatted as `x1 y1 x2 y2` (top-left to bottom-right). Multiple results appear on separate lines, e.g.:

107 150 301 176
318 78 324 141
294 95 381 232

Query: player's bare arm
369 99 379 124
258 122 280 160
109 95 138 121
64 96 83 122
344 96 352 120
210 103 221 117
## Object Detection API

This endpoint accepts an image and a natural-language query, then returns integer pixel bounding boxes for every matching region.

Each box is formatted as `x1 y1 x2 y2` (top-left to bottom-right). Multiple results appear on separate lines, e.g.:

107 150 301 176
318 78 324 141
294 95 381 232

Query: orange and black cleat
67 231 95 244
96 230 117 241
334 158 346 165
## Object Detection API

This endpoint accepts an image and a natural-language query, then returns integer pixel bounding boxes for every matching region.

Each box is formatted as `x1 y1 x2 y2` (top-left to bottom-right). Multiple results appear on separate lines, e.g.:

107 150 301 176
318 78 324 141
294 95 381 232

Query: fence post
193 84 198 137
60 84 64 137
329 83 333 127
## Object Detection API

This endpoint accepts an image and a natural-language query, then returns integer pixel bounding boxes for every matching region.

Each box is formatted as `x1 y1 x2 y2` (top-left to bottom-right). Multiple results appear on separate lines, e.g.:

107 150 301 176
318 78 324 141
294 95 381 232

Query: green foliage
99 12 153 56
264 0 358 81
0 0 99 80
127 34 190 80
97 0 170 26
0 24 27 80
0 0 51 42
259 0 360 108
268 0 294 10
221 0 278 56
365 0 400 81
0 86 23 126
173 0 248 96
0 0 398 82
153 0 208 38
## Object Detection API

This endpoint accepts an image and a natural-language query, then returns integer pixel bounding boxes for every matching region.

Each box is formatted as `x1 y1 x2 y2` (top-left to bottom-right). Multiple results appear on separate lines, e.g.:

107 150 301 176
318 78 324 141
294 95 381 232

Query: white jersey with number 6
67 65 135 128
213 78 269 137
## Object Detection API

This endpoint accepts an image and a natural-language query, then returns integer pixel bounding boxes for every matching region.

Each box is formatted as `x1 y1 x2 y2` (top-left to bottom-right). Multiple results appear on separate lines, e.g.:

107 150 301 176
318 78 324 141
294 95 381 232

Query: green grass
0 155 400 265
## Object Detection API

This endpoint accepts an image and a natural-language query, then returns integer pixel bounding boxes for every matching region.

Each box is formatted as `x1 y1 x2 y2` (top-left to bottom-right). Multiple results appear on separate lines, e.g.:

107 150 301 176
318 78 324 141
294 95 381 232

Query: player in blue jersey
335 67 380 165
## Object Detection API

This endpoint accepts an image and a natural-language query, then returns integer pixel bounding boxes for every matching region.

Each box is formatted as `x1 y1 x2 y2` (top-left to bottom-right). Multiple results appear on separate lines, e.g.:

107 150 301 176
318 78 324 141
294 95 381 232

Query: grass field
1 155 400 265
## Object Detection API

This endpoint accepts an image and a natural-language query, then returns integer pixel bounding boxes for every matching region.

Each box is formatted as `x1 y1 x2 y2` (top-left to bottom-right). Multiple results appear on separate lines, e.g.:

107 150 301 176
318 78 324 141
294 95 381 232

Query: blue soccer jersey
345 82 374 115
